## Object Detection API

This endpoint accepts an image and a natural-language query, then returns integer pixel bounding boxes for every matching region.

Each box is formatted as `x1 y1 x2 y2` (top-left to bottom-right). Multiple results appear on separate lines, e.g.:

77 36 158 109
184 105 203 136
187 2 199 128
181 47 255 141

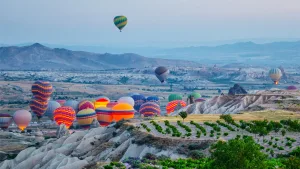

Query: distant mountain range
0 43 198 70
151 41 300 65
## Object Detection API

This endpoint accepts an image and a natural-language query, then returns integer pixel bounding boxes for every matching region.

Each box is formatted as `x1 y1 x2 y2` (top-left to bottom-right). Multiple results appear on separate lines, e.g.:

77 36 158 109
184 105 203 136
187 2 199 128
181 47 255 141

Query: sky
1 0 300 47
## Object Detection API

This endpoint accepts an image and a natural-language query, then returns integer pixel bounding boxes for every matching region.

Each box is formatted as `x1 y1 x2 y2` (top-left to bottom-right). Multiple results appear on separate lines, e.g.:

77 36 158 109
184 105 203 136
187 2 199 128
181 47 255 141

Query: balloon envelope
168 94 183 102
188 92 201 99
287 86 297 91
53 106 76 129
0 114 13 129
79 100 95 111
118 97 135 107
56 100 66 106
114 16 127 32
131 95 146 111
64 100 79 113
269 68 282 85
155 66 169 83
76 109 96 129
13 110 32 131
166 100 187 114
106 101 118 108
139 102 161 117
146 96 160 105
45 101 61 120
94 97 110 109
31 81 53 101
30 98 48 118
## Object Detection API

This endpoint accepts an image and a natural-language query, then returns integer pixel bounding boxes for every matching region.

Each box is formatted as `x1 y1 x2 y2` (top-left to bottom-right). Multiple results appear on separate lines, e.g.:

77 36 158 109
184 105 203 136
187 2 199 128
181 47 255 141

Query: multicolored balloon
64 100 79 113
114 15 127 32
45 101 61 120
30 98 48 119
111 103 135 122
78 100 95 111
168 94 183 102
13 110 32 131
96 108 113 126
269 68 282 85
139 102 161 117
166 100 187 114
53 106 76 129
94 97 110 109
131 94 146 111
0 114 13 130
31 81 53 101
118 96 135 107
155 66 169 83
146 96 160 105
76 109 97 129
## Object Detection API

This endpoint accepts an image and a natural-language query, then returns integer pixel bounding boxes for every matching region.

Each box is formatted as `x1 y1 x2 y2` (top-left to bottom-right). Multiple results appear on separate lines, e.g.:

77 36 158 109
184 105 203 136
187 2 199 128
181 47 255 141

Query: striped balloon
114 15 127 32
96 108 114 126
139 102 161 117
166 100 187 114
78 100 95 111
131 95 146 111
56 100 66 106
76 109 96 129
0 114 13 129
146 96 160 105
111 103 135 122
45 101 61 120
53 106 76 129
64 100 79 113
30 98 48 118
13 110 32 131
31 81 53 101
94 97 110 109
269 68 282 85
168 94 183 102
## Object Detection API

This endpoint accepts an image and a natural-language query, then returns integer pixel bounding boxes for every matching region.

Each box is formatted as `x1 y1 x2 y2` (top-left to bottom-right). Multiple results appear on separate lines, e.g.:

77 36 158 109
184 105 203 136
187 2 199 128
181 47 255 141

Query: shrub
278 147 284 150
177 121 192 132
210 134 214 137
189 150 204 159
268 141 273 146
190 121 206 133
150 121 165 134
286 142 292 146
275 138 279 141
224 132 229 136
216 120 235 131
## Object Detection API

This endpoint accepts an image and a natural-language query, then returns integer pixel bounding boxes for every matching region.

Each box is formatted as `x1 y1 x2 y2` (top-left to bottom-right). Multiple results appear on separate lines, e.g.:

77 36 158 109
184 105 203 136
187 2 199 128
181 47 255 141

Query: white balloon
118 97 135 107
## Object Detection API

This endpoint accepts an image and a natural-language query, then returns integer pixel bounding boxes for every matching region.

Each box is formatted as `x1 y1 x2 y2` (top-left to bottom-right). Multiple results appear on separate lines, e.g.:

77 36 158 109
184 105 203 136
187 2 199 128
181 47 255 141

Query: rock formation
228 84 247 95
56 124 70 139
90 119 100 129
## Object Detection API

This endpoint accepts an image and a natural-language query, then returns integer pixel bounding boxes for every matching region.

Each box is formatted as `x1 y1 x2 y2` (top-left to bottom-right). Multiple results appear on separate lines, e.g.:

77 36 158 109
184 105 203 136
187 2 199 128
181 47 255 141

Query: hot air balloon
13 110 32 131
146 96 160 105
168 94 183 102
45 101 61 120
78 100 95 111
155 66 169 83
269 68 282 85
0 114 13 130
56 100 66 106
131 95 146 111
64 100 79 113
107 101 118 108
195 98 206 103
30 98 48 119
166 100 187 114
287 86 297 91
118 96 135 107
139 102 161 117
96 108 114 126
188 92 201 100
114 15 127 32
76 109 97 129
111 103 135 122
31 81 53 101
53 106 76 129
94 97 110 109
128 92 140 97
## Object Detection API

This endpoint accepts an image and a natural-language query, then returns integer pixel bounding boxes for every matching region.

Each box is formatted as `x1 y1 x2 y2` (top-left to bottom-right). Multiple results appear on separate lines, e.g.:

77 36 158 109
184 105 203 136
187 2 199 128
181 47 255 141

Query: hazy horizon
1 0 300 48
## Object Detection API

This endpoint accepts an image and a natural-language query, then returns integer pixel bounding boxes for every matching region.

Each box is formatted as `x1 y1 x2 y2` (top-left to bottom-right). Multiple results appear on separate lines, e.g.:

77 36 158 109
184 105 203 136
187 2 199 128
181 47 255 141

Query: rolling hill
0 43 198 70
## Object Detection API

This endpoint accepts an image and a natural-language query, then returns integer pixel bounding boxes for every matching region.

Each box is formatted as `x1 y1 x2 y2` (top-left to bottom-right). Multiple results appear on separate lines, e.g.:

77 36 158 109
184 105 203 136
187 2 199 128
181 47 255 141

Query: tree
281 129 286 137
118 76 129 84
220 114 234 124
211 137 268 169
179 111 187 122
